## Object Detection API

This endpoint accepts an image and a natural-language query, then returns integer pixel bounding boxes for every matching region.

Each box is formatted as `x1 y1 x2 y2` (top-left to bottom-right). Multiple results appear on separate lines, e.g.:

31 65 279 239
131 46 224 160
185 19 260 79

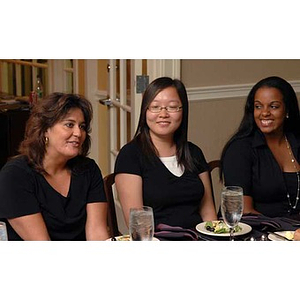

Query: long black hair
134 76 196 172
220 76 300 179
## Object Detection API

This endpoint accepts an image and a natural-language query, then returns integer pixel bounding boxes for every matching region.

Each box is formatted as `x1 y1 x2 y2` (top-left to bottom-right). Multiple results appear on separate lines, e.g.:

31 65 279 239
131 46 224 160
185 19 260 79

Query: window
0 59 77 99
0 59 48 98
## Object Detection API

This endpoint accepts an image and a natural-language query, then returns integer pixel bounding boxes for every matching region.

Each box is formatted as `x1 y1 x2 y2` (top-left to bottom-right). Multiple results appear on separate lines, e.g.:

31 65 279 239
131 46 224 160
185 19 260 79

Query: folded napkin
241 214 281 231
154 223 199 241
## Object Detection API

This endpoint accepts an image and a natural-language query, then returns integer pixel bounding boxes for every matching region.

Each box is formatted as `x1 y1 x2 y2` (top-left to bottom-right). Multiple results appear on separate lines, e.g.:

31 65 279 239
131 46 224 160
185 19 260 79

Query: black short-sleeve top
114 140 208 229
223 130 300 217
0 156 106 240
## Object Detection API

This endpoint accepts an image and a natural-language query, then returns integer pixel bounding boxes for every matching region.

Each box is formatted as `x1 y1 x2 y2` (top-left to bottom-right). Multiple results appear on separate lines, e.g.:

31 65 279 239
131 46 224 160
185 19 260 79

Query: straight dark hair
18 92 93 174
133 76 196 172
220 76 300 179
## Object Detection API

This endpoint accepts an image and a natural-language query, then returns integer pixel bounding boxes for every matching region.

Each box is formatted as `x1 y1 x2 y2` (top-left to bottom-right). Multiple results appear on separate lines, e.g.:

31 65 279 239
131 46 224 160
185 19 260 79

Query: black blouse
0 156 106 240
114 140 208 229
223 130 300 217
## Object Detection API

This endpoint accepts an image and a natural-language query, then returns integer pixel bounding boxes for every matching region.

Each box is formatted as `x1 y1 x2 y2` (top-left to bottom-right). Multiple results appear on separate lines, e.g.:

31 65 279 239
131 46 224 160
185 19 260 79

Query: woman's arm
115 173 143 227
8 213 51 240
198 172 218 221
85 202 110 240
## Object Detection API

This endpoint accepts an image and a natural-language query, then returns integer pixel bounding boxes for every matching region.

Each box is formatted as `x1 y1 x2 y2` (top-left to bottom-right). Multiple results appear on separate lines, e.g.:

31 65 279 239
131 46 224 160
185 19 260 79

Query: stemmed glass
129 206 154 241
0 221 8 241
221 186 244 241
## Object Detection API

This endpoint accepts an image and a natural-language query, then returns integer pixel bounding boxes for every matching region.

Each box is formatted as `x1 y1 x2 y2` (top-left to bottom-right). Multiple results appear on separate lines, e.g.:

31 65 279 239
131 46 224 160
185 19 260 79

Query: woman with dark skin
0 93 109 240
221 76 300 218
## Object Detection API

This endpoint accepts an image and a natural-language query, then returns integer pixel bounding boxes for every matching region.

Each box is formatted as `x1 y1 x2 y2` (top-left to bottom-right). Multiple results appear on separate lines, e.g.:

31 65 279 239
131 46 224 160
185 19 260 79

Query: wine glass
129 206 154 241
221 186 243 241
0 221 8 241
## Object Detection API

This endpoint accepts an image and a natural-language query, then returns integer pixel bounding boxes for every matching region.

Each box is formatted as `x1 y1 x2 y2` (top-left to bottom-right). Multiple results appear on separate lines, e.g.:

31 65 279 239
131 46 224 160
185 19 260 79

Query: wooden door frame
85 59 181 168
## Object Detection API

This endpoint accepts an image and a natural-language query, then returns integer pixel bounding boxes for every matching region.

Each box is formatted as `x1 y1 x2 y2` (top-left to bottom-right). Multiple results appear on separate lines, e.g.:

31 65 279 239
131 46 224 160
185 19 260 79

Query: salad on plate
205 220 242 234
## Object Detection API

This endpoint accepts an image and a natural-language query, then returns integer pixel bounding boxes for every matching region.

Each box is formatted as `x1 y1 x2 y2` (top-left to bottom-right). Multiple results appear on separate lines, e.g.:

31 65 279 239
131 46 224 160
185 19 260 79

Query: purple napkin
241 214 281 231
154 223 199 241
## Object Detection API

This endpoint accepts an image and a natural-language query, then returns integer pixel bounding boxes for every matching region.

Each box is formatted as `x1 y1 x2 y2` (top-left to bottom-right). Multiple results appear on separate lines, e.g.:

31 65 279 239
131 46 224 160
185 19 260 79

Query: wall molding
187 80 300 102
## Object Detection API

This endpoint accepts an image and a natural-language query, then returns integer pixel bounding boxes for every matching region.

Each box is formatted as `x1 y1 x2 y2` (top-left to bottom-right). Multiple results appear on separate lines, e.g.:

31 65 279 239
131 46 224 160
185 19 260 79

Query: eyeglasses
148 106 183 113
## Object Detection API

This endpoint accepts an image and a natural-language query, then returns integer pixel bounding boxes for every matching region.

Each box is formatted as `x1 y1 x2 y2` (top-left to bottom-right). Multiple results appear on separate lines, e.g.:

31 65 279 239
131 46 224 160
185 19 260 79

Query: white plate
196 221 252 237
106 235 159 241
268 231 294 241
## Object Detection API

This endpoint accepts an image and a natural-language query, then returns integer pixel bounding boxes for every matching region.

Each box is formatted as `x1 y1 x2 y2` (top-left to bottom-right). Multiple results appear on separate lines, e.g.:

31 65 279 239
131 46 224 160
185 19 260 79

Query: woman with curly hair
0 93 109 240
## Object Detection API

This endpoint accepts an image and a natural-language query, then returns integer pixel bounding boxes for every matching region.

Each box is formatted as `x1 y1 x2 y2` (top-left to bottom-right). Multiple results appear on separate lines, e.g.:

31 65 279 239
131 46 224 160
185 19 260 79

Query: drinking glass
129 206 154 241
0 221 8 241
221 186 243 241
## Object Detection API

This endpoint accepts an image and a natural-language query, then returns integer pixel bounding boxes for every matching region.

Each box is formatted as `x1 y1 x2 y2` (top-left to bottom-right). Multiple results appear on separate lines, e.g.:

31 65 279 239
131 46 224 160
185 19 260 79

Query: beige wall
188 96 246 208
182 59 300 207
188 97 245 162
181 59 300 87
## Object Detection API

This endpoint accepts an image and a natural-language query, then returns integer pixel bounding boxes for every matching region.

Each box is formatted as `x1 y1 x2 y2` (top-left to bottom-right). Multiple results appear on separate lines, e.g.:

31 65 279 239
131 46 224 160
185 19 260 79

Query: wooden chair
208 160 222 213
103 173 121 238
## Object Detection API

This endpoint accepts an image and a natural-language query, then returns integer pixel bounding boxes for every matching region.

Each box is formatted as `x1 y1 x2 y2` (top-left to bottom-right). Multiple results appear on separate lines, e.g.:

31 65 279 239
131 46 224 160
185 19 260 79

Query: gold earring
45 137 49 146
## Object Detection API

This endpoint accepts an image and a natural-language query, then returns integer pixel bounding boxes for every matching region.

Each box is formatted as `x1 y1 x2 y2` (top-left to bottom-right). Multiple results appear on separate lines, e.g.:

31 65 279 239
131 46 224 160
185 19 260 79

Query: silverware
260 234 267 241
267 231 291 241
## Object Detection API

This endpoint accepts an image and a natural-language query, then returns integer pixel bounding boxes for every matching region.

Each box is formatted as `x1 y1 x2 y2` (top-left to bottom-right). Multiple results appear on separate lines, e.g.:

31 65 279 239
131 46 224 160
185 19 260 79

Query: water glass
221 186 243 241
129 206 154 241
0 221 8 241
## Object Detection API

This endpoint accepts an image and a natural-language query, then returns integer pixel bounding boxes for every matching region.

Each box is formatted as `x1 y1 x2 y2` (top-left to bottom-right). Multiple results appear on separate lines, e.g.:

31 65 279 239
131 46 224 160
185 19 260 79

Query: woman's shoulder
120 139 140 151
186 142 208 172
1 156 32 172
188 141 201 150
224 136 255 162
114 139 146 174
187 141 205 155
117 140 142 157
0 156 35 182
227 136 254 150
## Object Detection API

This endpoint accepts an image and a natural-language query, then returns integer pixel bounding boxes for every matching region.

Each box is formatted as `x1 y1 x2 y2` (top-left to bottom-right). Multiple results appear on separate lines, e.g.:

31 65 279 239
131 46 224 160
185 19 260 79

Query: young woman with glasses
114 77 217 231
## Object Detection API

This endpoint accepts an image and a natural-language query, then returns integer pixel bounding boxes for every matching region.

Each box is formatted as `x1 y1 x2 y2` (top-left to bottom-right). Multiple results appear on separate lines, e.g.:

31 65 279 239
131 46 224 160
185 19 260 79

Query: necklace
284 135 300 210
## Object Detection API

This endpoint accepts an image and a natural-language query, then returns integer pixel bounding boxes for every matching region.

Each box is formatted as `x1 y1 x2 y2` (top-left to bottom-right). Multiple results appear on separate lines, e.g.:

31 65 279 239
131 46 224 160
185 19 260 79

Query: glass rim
222 185 243 191
129 206 153 212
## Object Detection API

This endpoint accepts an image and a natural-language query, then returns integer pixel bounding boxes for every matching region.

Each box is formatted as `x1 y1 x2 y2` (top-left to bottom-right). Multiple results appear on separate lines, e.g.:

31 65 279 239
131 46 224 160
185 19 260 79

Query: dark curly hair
18 92 93 173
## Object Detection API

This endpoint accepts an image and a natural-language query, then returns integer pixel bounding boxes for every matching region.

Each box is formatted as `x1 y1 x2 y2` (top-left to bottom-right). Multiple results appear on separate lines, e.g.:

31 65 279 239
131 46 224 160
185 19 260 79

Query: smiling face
254 87 287 137
44 108 87 161
146 86 183 142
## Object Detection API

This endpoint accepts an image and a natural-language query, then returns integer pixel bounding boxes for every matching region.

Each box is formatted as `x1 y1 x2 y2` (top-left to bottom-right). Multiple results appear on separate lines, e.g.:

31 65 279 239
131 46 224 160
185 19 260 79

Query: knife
268 231 291 241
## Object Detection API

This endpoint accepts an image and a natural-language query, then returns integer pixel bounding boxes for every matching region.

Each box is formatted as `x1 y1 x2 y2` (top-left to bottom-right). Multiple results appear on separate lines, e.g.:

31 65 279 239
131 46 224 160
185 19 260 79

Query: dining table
152 214 300 241
197 215 300 241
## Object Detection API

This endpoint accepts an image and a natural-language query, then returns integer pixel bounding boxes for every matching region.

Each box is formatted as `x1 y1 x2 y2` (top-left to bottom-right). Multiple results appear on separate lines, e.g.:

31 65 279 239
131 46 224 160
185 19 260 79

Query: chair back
103 173 121 237
208 160 222 213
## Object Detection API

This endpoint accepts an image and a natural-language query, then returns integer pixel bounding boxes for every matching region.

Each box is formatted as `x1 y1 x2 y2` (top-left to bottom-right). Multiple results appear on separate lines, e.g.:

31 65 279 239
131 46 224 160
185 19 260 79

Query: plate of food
196 220 252 237
268 231 295 241
106 235 160 241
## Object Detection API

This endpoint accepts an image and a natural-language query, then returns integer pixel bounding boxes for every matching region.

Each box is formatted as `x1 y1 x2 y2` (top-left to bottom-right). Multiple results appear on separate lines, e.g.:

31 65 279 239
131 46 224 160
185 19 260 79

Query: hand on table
294 228 300 241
